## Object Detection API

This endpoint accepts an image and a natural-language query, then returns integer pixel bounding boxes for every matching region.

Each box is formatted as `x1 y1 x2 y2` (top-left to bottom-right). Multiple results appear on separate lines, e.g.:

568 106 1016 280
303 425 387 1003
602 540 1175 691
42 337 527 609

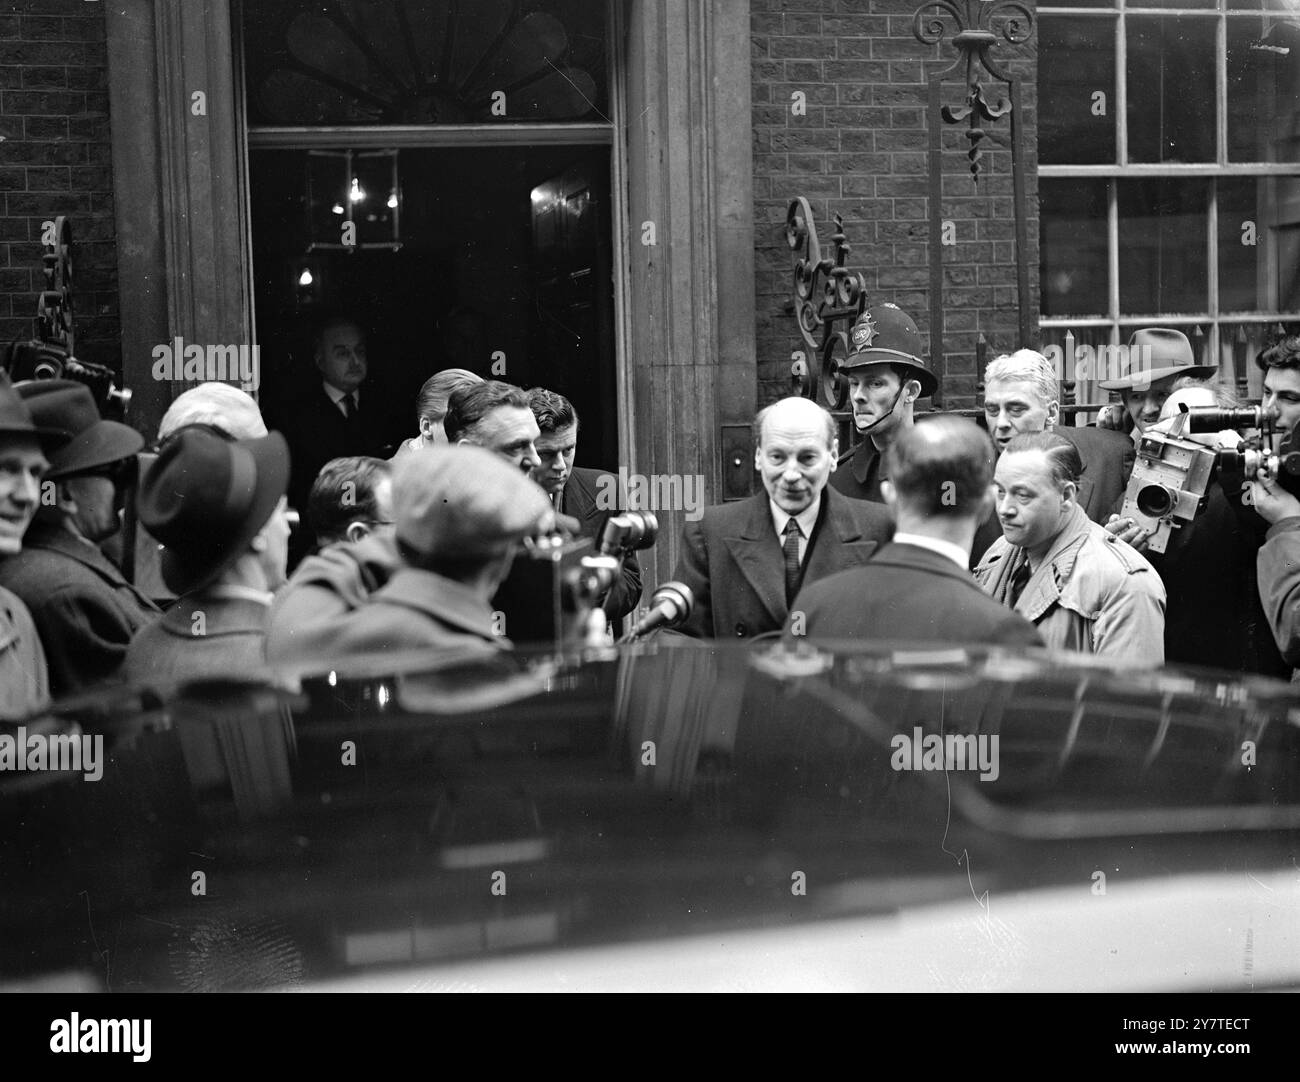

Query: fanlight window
242 0 608 125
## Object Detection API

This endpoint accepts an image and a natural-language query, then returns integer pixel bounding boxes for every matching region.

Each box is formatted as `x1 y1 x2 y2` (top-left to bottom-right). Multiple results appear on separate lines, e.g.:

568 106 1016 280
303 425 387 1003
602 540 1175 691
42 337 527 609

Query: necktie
340 393 355 421
783 517 802 604
1007 557 1032 608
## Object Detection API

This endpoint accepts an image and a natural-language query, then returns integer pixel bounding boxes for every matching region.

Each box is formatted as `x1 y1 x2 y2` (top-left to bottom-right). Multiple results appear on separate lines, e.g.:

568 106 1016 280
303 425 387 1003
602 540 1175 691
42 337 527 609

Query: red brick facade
0 0 117 373
751 0 1039 412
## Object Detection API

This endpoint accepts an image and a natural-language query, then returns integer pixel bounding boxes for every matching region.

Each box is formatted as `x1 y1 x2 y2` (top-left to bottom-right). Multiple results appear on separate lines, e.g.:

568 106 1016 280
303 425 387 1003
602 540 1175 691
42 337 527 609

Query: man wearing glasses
0 380 157 695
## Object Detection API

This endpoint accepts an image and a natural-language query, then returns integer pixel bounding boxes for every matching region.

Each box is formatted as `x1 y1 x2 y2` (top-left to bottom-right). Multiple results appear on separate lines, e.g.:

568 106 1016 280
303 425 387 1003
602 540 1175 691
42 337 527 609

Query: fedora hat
16 379 143 479
1096 328 1218 390
0 372 71 449
394 444 554 561
138 427 290 595
839 303 939 398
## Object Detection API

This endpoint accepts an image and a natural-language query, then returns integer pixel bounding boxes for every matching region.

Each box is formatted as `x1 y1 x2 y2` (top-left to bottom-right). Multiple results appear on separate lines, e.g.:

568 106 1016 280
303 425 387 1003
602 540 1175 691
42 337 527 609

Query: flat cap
394 444 554 560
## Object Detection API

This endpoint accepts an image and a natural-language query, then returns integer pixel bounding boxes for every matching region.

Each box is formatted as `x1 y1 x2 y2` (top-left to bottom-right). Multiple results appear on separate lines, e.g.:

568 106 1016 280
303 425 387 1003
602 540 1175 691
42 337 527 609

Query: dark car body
1 639 1298 992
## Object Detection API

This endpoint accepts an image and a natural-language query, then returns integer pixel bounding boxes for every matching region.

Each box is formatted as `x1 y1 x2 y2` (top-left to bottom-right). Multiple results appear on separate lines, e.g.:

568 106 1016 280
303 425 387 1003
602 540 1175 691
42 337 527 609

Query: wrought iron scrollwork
913 0 1034 183
785 198 868 410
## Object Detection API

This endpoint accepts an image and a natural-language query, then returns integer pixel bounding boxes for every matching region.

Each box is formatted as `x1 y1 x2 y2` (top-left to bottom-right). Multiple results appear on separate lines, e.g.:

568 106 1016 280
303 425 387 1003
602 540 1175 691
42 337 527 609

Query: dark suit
490 465 643 643
830 437 886 503
1058 424 1135 522
557 466 643 621
970 423 1137 567
790 541 1043 647
266 381 405 518
0 519 160 696
673 487 893 639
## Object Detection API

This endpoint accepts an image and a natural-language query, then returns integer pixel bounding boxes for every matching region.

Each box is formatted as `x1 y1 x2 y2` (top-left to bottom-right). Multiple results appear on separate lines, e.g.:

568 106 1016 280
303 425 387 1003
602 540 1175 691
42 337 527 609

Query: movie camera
1121 404 1300 552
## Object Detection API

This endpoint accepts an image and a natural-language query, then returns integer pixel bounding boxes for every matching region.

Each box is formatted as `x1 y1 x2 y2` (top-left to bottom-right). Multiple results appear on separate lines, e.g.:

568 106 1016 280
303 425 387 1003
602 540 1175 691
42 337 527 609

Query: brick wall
0 0 117 373
751 0 1039 413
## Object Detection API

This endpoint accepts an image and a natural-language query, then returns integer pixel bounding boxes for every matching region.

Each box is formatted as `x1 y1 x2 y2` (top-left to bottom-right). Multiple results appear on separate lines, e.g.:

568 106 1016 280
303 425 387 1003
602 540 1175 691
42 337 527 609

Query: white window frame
1038 1 1300 401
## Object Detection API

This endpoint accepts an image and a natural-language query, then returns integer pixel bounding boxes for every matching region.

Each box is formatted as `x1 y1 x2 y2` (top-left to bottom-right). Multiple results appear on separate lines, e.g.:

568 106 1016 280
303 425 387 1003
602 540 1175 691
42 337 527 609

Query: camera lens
1136 484 1174 518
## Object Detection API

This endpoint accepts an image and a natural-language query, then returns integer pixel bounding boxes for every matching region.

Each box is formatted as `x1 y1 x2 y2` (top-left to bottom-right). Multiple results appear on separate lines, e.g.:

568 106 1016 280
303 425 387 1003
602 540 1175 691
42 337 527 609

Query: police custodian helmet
839 303 938 399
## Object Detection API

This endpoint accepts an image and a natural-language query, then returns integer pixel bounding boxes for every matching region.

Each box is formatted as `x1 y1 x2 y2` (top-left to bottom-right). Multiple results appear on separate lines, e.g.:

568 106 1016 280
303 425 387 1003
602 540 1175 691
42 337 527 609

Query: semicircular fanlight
255 0 603 125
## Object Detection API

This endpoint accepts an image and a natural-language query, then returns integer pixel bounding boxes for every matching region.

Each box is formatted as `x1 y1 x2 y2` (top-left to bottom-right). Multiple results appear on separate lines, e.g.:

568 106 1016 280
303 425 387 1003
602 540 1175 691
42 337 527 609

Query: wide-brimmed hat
1096 328 1218 390
138 427 290 595
839 303 939 398
16 379 142 478
0 372 71 450
394 444 554 561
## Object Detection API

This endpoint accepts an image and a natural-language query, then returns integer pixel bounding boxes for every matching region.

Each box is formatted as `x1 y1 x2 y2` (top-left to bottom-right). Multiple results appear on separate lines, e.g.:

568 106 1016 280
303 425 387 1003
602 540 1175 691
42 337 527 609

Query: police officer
829 303 940 504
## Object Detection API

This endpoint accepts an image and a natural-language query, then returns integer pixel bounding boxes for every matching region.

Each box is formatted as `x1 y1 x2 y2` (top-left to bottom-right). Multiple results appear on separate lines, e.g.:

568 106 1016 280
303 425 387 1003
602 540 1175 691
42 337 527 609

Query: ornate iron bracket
913 0 1035 391
784 197 869 411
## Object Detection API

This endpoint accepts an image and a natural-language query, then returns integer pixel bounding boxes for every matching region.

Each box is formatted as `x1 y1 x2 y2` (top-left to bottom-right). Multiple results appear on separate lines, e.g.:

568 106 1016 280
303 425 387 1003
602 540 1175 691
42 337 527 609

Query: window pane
1126 16 1218 163
1214 322 1290 400
1228 0 1300 11
1040 178 1110 317
1227 18 1300 162
1038 16 1117 164
1128 0 1217 8
1036 326 1119 423
241 0 609 125
1117 178 1209 314
1219 176 1268 311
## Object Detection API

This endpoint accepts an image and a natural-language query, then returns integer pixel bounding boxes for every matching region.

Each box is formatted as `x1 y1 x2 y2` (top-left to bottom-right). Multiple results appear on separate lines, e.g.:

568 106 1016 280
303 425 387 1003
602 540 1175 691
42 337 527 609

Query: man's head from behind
882 415 995 527
138 428 293 594
982 350 1060 453
993 431 1082 555
527 387 578 497
415 368 483 446
1258 334 1300 438
158 382 267 442
308 456 393 547
444 380 541 474
392 444 554 596
754 396 838 516
314 316 367 395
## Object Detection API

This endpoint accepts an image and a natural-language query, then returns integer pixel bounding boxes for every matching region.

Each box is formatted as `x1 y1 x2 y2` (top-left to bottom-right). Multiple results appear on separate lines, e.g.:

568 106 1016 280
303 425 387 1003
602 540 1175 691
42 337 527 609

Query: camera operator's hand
1105 514 1152 552
1244 475 1300 525
1096 405 1131 434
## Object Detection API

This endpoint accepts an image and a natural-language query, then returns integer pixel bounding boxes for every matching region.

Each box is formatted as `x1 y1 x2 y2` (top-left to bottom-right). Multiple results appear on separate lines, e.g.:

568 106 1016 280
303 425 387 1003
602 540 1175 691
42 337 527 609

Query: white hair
983 349 1059 410
158 382 267 441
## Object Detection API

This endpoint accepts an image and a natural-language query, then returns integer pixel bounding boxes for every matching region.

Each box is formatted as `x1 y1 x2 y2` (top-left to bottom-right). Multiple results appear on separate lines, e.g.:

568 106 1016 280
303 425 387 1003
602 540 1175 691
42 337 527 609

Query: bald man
790 416 1042 647
672 396 893 639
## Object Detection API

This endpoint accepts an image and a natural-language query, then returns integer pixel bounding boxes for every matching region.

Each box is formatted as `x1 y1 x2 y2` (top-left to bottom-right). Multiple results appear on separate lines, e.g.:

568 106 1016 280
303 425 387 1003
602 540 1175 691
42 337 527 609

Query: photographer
1108 380 1289 676
1251 336 1300 673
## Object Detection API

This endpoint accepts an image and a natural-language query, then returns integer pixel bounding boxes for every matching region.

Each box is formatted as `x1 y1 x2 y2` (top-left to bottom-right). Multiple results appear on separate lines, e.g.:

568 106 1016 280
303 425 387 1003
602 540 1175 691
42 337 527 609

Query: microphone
618 581 694 643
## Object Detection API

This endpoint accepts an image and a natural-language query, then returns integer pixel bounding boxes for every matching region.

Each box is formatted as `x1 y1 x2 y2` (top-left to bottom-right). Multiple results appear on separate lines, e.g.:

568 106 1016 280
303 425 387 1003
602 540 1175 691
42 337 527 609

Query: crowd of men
1 303 1299 717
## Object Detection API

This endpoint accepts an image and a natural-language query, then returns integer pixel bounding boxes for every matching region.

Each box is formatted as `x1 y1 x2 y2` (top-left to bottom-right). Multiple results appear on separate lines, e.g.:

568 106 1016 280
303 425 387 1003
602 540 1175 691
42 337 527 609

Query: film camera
1120 405 1300 552
2 215 131 417
520 510 658 647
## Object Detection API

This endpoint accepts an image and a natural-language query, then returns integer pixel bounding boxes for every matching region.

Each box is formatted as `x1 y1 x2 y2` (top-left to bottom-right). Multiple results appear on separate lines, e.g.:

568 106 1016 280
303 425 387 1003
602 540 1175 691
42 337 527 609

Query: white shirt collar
204 584 273 606
769 494 821 542
323 382 356 408
891 532 969 570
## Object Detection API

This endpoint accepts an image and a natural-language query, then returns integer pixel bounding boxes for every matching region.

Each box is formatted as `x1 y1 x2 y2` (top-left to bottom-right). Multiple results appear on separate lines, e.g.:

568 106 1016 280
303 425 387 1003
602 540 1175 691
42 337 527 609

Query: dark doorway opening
248 144 618 469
